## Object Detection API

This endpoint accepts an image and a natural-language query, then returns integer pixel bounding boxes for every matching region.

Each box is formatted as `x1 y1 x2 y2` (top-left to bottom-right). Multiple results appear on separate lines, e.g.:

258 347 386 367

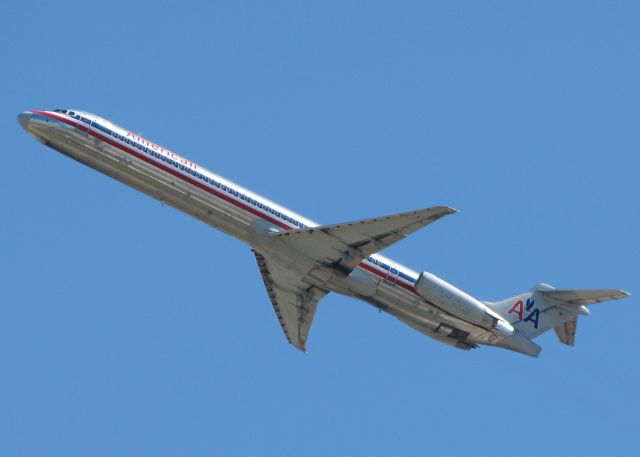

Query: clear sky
2 1 638 456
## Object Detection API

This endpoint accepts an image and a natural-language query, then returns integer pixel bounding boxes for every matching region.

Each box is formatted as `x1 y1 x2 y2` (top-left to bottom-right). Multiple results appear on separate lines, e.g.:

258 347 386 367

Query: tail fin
486 283 630 345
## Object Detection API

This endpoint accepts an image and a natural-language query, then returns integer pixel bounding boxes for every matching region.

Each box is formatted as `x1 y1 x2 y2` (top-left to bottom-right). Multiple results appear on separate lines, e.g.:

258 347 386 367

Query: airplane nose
17 111 31 130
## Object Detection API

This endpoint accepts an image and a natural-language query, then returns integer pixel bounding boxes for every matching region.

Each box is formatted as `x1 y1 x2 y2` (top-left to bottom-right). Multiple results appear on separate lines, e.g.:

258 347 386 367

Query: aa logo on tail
508 297 540 328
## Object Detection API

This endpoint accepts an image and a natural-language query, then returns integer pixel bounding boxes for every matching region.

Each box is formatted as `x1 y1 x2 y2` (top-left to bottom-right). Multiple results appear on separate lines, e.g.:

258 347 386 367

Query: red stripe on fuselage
34 110 419 294
33 110 291 230
359 262 418 294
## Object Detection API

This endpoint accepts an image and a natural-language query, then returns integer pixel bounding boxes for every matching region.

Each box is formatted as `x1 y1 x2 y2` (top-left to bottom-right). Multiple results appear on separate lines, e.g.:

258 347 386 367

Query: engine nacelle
414 271 513 335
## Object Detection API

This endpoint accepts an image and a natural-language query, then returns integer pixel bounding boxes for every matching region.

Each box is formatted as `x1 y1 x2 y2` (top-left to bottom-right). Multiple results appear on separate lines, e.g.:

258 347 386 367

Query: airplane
17 108 630 357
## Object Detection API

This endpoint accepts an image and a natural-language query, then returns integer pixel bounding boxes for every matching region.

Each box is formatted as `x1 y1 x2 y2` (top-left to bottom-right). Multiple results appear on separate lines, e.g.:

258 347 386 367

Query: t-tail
485 284 630 357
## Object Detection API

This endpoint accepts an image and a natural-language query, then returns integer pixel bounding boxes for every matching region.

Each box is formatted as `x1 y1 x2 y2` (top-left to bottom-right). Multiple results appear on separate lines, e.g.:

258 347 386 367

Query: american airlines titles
125 131 197 171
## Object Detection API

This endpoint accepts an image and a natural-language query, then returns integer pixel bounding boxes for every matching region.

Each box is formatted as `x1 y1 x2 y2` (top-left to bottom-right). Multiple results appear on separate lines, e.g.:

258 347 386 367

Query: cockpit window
52 108 82 118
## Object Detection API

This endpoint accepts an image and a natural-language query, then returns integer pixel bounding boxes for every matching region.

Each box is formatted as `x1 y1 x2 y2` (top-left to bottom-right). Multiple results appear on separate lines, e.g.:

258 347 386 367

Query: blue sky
2 1 638 456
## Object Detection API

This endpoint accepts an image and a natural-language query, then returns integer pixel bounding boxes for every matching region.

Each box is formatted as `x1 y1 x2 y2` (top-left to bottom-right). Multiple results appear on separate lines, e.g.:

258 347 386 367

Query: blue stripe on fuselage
51 112 418 288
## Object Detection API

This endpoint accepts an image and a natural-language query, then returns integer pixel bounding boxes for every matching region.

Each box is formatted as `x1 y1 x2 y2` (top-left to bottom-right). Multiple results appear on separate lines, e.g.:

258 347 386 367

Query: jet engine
414 271 513 335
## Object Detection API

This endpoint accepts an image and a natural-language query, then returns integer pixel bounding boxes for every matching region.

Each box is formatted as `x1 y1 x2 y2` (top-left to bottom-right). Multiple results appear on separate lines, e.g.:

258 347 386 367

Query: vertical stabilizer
486 284 630 344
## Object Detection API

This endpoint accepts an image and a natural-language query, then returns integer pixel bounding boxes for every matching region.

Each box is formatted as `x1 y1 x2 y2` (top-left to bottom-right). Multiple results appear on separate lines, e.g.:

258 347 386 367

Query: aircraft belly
37 125 256 243
355 277 498 346
21 110 630 357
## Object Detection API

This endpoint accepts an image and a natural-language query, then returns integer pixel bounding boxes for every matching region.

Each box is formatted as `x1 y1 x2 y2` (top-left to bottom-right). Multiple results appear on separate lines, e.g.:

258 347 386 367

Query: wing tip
431 205 459 218
432 205 458 214
604 289 631 300
291 341 308 353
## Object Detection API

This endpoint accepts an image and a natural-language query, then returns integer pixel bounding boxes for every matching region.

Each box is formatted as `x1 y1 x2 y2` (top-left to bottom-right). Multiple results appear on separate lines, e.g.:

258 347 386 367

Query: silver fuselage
19 109 503 350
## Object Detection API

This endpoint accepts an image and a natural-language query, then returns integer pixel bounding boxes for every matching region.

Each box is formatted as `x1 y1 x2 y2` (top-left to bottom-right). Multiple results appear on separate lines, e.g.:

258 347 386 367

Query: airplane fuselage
18 109 575 355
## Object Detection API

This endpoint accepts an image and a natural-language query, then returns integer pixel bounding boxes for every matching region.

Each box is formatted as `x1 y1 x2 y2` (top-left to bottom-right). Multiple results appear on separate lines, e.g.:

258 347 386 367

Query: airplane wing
271 206 456 274
252 249 329 352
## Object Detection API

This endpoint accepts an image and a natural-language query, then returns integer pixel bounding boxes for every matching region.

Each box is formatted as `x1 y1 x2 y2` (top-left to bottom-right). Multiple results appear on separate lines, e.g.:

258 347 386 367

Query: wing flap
272 206 456 273
253 249 328 351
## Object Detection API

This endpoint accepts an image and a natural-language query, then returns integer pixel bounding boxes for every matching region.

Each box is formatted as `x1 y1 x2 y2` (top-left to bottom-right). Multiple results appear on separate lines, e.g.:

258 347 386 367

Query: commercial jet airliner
18 109 630 357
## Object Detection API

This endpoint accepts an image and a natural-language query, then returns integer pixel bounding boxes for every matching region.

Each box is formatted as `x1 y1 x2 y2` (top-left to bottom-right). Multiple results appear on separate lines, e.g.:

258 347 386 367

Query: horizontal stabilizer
487 284 630 344
272 206 456 273
554 317 578 346
541 289 630 306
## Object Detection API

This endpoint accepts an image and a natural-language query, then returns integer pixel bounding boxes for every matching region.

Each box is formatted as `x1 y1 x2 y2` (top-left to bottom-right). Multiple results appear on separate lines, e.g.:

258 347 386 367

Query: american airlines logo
508 297 540 328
